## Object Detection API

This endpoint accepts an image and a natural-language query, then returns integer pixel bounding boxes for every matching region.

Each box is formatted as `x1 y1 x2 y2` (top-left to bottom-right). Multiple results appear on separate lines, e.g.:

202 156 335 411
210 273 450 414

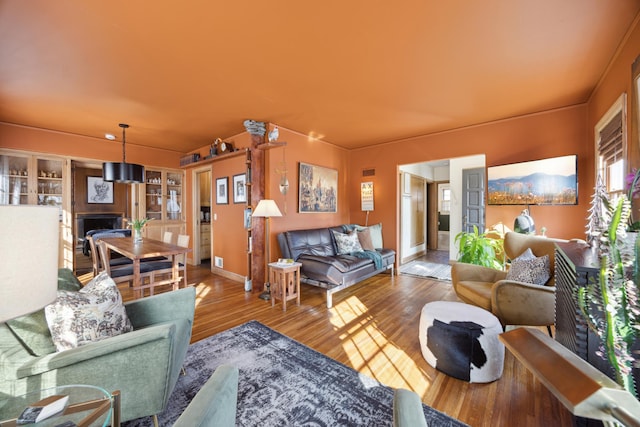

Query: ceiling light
105 133 116 140
102 123 145 184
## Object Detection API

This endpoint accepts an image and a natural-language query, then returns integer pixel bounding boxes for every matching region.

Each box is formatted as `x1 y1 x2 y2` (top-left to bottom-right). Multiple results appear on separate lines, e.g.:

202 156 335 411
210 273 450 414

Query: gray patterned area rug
400 261 452 281
124 320 466 426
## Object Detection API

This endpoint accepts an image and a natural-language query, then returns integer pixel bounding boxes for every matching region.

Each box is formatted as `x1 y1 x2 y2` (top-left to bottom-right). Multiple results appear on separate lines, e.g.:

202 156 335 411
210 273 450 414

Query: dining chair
176 234 190 287
147 234 190 295
96 241 156 296
87 232 132 276
163 231 174 244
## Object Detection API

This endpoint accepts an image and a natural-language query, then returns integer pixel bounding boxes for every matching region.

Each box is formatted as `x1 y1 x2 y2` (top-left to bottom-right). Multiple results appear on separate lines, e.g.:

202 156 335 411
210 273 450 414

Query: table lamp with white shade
0 205 59 322
252 199 282 300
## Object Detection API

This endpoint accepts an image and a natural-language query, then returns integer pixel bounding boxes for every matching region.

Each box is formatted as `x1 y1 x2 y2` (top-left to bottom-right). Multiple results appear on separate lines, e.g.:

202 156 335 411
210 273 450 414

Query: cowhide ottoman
418 301 504 383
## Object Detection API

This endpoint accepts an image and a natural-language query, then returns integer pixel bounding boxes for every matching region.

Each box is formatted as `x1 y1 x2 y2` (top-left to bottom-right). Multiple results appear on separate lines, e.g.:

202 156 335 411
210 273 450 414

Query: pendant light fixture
102 123 145 183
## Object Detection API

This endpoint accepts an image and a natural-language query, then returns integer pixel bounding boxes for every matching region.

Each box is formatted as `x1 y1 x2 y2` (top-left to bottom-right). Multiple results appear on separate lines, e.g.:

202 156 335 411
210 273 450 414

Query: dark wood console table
555 241 640 426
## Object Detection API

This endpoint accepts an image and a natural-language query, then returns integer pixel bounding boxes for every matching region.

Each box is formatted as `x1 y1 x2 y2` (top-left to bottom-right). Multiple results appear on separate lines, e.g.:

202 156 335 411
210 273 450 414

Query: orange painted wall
209 154 248 275
588 17 640 180
0 123 182 168
188 126 350 271
348 105 590 249
263 126 350 260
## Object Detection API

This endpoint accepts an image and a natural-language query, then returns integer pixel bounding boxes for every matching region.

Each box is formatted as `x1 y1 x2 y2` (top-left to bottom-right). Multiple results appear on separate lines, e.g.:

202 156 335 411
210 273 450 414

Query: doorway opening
398 154 485 268
194 168 212 268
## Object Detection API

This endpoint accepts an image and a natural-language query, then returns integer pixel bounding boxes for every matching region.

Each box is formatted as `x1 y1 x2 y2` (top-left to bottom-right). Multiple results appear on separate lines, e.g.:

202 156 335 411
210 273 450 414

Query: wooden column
250 134 266 292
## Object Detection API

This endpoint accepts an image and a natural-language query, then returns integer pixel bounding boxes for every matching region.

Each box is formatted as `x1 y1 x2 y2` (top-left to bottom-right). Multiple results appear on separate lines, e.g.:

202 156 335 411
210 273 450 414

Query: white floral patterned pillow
332 230 364 255
506 248 551 285
45 272 133 352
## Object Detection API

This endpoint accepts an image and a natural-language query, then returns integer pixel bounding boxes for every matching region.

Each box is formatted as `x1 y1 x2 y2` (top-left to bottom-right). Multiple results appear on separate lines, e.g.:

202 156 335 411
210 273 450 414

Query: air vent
362 168 375 177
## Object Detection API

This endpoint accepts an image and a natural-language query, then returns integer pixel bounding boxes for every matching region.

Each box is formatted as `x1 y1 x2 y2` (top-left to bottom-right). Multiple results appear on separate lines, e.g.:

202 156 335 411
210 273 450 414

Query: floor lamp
252 199 282 300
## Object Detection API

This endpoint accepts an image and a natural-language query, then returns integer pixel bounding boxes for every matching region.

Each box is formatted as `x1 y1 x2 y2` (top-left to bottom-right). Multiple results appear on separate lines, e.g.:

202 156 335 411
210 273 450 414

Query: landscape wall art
487 155 578 205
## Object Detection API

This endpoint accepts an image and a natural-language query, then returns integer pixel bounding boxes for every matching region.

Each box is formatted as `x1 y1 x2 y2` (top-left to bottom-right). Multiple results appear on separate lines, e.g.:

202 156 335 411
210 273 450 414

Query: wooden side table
268 262 302 311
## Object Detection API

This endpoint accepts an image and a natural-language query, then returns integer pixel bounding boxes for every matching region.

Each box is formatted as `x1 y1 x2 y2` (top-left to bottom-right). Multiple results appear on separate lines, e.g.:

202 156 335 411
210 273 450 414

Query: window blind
598 110 624 195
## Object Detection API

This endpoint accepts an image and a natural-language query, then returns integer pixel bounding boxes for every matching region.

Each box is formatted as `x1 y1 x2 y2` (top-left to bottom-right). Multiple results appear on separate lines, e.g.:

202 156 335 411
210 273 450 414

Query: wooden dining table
99 236 192 298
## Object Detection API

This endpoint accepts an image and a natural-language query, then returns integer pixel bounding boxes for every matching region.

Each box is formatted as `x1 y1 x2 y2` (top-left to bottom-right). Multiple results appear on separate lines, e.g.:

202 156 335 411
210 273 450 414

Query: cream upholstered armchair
451 232 567 333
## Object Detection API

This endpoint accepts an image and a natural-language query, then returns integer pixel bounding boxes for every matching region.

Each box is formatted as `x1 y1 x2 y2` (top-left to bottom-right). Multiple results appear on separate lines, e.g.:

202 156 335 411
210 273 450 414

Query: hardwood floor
103 262 573 427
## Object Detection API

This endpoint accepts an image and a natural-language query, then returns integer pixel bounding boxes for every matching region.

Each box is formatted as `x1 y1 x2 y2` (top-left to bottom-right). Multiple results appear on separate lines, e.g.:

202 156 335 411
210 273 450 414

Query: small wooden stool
268 262 302 311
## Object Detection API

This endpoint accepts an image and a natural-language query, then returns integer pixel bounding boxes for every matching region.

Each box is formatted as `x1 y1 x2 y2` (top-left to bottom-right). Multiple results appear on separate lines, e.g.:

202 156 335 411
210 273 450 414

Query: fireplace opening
76 213 124 253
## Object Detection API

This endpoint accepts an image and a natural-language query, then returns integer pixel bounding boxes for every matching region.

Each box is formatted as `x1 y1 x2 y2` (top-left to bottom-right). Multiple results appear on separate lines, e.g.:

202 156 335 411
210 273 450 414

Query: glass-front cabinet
0 149 71 269
144 170 164 221
0 152 65 213
136 168 185 240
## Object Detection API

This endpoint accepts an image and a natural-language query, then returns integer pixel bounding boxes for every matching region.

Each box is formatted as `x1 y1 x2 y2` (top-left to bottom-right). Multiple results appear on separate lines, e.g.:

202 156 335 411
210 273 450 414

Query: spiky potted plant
579 194 640 397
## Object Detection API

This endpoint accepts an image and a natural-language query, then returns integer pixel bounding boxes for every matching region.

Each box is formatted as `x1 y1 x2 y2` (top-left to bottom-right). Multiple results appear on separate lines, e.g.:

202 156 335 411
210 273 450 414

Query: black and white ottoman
418 301 504 383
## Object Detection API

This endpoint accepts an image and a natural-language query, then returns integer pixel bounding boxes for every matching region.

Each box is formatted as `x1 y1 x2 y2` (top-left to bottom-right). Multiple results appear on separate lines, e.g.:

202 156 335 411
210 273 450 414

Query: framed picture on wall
244 207 252 229
216 177 228 205
233 173 247 204
298 162 338 213
87 176 114 204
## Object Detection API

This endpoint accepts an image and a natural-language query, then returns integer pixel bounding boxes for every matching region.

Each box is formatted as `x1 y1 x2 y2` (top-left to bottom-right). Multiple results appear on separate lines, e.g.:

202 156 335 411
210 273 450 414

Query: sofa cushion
57 267 83 291
45 272 133 352
506 248 550 286
5 268 83 356
298 254 372 274
357 228 375 251
332 230 363 255
5 310 56 357
454 281 493 311
355 223 384 249
283 228 337 260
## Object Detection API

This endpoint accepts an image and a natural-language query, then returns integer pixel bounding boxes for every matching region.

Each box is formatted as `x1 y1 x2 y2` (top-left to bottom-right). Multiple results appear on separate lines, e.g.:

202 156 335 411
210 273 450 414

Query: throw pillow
357 228 375 251
356 223 384 249
506 248 550 285
332 230 363 255
45 272 133 352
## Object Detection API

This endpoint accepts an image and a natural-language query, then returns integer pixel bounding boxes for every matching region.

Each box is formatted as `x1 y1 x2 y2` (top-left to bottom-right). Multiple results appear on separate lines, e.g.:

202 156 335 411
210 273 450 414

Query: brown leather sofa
451 232 567 331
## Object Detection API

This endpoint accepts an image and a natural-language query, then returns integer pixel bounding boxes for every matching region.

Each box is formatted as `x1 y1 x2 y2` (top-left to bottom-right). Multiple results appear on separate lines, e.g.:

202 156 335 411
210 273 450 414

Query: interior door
462 168 485 233
410 175 425 248
194 168 212 265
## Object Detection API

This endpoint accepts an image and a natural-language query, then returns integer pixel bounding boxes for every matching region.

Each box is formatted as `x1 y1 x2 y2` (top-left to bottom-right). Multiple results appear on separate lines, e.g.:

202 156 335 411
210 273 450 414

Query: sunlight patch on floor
330 295 433 396
194 283 210 306
329 295 370 328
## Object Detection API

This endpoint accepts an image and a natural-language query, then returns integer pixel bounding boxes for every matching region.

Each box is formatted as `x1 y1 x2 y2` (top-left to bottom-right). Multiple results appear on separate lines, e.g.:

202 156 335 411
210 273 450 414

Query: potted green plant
454 225 504 270
579 193 640 397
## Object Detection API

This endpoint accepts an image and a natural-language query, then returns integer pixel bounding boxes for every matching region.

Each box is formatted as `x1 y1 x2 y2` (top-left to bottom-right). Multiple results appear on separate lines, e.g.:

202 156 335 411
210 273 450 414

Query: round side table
0 385 119 427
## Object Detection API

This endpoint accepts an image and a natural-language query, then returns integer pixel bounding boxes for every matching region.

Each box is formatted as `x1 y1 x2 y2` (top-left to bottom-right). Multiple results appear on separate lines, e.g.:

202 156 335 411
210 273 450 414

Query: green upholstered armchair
451 232 567 331
173 365 239 427
0 269 196 423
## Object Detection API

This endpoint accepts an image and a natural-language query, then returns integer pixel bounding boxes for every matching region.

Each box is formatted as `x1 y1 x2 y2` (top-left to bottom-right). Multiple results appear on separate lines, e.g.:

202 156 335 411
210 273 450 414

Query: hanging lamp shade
102 123 145 183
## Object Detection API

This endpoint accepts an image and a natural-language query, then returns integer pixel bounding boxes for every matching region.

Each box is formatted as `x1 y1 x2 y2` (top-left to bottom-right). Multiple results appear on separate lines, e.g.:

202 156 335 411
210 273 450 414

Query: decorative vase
133 227 143 243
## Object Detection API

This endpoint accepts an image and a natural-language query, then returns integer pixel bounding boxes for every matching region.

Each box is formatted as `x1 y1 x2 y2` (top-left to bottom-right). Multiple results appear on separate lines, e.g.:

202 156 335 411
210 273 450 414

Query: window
439 184 451 213
595 94 626 200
